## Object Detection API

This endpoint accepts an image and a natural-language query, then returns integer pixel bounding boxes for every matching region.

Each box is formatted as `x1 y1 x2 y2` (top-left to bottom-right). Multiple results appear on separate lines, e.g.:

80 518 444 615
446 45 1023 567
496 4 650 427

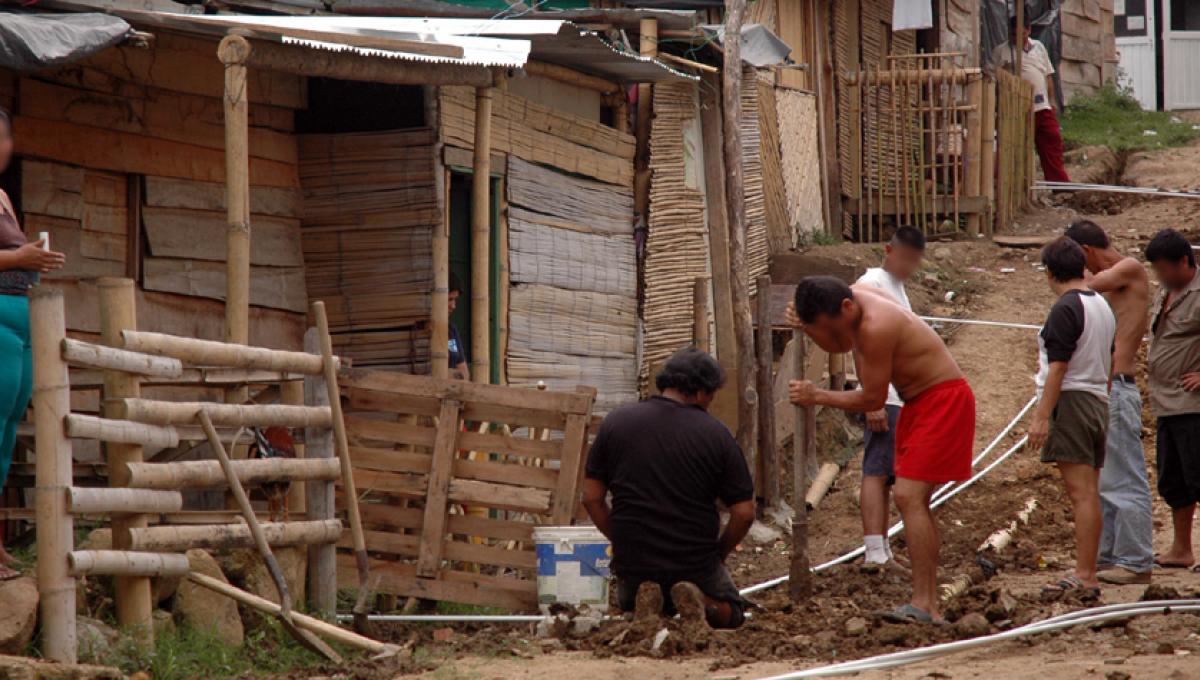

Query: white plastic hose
756 600 1200 679
921 316 1042 331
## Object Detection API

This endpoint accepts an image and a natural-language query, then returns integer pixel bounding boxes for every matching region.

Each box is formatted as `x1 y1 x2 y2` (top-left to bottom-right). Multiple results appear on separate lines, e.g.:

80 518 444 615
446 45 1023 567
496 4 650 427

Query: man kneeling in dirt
789 277 975 624
1028 237 1116 593
582 347 755 629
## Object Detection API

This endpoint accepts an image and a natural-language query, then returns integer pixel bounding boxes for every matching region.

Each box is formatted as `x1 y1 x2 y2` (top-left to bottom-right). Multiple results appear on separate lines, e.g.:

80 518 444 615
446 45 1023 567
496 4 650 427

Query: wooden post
755 275 779 508
634 18 657 222
98 278 152 641
789 329 813 601
829 352 846 392
31 288 76 663
303 328 336 616
981 77 997 236
722 0 759 475
282 379 306 517
699 72 739 372
965 76 984 237
692 277 710 352
219 34 252 351
1014 0 1024 77
430 88 450 381
471 85 493 385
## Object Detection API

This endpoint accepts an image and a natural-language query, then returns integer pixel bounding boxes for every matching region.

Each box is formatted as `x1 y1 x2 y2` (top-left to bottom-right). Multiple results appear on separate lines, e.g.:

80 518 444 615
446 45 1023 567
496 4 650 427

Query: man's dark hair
1145 228 1196 267
1064 220 1110 249
0 106 9 127
655 347 726 396
892 225 926 251
1009 13 1029 36
1041 236 1087 283
448 271 464 295
794 276 853 324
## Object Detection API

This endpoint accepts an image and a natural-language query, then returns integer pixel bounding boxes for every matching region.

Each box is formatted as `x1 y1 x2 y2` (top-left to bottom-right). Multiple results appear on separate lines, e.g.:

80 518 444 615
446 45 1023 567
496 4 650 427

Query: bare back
852 284 964 400
1093 257 1149 376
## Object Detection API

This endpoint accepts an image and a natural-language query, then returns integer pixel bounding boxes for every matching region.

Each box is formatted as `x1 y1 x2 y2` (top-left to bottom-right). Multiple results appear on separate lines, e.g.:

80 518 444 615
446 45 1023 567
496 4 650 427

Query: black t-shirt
585 396 755 575
448 322 467 367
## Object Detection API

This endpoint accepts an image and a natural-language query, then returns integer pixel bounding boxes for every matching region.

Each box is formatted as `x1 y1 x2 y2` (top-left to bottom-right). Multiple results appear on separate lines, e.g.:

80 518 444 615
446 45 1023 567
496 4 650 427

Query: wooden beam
634 18 657 222
471 86 493 385
120 330 328 375
522 61 620 94
722 0 759 477
756 275 779 507
692 277 710 352
67 487 182 515
416 399 462 578
125 457 341 490
68 550 190 578
235 35 494 87
126 520 343 552
700 72 738 372
789 329 812 601
60 337 183 378
303 329 337 616
115 398 332 429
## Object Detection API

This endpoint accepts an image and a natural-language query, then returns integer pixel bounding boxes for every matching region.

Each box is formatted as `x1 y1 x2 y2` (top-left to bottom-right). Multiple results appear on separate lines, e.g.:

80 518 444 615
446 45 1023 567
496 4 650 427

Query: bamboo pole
98 278 153 642
68 551 190 578
67 487 182 515
891 66 901 230
432 163 450 381
31 288 76 663
282 379 307 516
186 572 399 656
125 457 341 490
789 329 812 601
496 175 510 385
470 86 493 385
522 60 619 94
692 277 710 352
634 18 657 222
303 328 336 615
981 78 996 236
127 519 343 552
115 398 332 429
850 68 982 85
218 34 251 354
65 414 180 449
804 462 841 510
311 301 370 628
723 0 759 477
120 330 329 375
756 275 779 508
61 338 183 378
965 76 983 237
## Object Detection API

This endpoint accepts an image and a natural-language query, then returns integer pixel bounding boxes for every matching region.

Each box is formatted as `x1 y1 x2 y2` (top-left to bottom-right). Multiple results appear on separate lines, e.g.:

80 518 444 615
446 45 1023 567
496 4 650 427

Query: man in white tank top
1029 237 1117 593
853 226 925 567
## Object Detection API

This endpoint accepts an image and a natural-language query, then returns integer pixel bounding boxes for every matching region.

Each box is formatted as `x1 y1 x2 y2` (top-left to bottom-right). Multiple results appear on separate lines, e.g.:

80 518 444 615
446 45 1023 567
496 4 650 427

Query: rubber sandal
873 604 936 623
1042 575 1099 593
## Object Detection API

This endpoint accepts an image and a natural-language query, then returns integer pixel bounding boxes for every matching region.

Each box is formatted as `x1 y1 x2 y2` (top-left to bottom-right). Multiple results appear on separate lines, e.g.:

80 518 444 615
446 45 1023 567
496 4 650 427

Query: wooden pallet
340 368 595 611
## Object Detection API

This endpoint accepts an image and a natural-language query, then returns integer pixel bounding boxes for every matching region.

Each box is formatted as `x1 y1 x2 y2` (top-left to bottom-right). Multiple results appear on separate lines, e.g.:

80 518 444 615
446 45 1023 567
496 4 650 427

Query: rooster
249 426 296 522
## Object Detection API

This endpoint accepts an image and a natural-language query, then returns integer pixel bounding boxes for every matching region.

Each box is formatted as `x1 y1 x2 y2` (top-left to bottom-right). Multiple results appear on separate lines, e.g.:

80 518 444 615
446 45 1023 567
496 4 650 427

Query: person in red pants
995 14 1070 183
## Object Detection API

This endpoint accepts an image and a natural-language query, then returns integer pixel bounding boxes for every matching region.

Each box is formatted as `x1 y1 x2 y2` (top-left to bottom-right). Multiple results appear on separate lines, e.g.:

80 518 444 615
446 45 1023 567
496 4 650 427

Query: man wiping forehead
789 276 975 624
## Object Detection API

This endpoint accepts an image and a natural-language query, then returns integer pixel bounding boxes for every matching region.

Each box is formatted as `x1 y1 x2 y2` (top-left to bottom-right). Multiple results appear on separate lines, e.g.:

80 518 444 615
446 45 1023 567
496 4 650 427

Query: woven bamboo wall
641 81 709 390
776 88 825 241
506 158 638 414
742 64 770 288
299 128 439 373
757 76 792 255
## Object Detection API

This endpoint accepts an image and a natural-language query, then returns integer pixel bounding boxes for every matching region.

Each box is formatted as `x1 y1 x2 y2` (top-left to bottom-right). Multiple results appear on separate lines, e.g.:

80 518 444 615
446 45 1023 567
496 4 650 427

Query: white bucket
532 526 611 610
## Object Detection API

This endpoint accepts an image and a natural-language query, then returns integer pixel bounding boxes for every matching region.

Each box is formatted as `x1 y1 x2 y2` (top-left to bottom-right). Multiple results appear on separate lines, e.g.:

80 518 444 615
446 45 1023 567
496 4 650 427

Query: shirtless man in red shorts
788 276 975 624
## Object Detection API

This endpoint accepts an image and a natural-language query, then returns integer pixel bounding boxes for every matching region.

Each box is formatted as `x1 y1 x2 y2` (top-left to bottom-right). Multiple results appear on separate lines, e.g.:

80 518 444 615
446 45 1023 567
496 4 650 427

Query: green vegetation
1061 84 1199 152
797 229 840 248
95 619 334 680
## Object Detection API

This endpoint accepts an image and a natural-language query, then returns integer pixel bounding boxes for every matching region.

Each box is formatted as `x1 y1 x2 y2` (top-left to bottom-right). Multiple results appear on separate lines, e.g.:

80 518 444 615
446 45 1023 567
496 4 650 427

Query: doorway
447 171 503 384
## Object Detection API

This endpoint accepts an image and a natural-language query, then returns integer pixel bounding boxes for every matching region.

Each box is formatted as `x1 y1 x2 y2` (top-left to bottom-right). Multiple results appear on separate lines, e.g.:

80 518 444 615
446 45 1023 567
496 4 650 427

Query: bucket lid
532 525 608 542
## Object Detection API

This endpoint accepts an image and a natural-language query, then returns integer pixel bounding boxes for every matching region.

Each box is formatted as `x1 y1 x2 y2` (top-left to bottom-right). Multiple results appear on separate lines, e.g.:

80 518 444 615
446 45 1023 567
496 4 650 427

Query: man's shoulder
856 267 885 285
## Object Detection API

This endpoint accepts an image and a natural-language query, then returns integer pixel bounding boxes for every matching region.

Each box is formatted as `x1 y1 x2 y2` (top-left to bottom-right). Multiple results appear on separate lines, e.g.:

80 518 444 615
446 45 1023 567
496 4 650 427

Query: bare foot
1154 551 1195 568
0 545 14 567
0 564 19 581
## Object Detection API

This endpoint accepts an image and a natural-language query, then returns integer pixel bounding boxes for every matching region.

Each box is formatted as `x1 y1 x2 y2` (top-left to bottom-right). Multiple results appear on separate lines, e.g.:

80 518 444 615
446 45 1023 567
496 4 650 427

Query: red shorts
895 378 976 483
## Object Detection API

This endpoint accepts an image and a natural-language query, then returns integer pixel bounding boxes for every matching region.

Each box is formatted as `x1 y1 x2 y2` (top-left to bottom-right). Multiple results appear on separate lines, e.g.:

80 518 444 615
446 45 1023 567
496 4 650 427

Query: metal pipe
921 316 1042 331
1035 180 1200 199
336 614 548 623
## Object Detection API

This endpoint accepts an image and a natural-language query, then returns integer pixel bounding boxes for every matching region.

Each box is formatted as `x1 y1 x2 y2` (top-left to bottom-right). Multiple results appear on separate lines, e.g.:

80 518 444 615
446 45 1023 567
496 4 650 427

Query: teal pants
0 294 30 489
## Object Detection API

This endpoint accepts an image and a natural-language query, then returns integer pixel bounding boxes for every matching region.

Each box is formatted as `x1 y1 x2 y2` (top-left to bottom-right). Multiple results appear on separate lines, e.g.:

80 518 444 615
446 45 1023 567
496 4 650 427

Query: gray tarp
702 23 793 68
0 12 131 72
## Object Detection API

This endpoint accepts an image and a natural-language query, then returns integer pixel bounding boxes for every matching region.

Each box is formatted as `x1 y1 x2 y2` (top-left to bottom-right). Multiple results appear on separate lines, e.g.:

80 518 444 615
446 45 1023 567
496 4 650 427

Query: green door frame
446 168 503 384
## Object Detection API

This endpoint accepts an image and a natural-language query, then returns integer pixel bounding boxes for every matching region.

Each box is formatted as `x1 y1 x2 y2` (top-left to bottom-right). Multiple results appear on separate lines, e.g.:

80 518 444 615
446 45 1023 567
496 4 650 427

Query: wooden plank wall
4 30 307 349
439 88 638 414
298 129 438 373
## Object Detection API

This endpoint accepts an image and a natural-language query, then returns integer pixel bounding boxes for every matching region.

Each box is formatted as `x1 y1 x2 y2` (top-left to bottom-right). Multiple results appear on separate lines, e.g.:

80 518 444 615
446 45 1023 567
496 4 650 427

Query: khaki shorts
1041 390 1109 468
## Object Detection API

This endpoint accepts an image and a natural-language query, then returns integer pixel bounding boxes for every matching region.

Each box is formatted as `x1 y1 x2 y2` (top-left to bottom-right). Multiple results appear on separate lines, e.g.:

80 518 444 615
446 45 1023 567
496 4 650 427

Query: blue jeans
0 294 30 489
1098 380 1154 573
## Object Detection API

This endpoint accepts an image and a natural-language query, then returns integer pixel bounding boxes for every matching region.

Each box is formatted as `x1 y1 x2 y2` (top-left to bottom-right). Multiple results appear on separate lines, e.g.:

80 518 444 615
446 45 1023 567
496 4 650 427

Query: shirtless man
789 276 975 623
1066 220 1154 584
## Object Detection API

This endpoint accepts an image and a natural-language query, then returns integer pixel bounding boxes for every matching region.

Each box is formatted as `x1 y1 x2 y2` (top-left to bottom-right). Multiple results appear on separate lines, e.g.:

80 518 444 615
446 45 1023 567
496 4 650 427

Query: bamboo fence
995 69 1036 231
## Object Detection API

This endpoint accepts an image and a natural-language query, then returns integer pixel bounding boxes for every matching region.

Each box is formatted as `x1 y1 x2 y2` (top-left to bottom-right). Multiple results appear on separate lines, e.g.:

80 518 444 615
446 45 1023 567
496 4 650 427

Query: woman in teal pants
0 108 67 578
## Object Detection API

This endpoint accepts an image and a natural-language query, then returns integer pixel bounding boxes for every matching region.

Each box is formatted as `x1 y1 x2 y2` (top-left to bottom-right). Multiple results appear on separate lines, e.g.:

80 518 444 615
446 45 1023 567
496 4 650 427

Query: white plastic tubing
756 600 1200 679
920 316 1042 331
739 396 1038 597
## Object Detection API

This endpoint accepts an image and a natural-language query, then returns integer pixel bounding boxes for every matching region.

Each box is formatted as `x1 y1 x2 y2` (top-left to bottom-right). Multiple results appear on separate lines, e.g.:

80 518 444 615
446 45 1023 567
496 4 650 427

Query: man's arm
1046 75 1057 110
1087 258 1140 294
1028 362 1066 451
581 478 612 540
790 329 894 413
718 499 755 561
